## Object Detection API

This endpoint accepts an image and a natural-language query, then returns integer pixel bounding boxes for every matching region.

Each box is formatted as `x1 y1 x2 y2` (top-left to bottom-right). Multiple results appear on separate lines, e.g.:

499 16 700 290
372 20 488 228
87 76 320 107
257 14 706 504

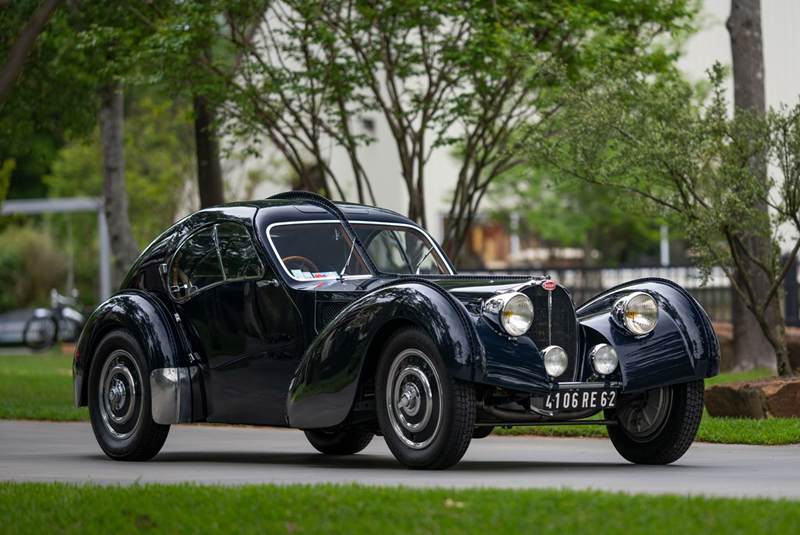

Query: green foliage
523 61 800 374
0 225 67 312
489 167 661 266
40 93 194 303
0 2 105 199
3 481 800 535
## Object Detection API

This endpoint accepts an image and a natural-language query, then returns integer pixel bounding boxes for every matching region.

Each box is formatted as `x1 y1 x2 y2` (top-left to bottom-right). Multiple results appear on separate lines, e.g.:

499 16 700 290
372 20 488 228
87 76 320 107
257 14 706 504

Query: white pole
660 225 670 267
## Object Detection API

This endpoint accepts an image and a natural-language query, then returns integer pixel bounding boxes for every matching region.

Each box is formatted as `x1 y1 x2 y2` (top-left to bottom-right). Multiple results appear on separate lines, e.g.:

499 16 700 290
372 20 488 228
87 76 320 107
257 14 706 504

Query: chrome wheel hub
98 350 143 440
386 349 442 450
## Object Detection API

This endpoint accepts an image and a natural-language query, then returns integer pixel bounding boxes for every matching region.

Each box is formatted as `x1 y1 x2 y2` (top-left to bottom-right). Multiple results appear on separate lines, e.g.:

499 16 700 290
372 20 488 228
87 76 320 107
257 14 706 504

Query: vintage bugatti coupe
74 191 719 469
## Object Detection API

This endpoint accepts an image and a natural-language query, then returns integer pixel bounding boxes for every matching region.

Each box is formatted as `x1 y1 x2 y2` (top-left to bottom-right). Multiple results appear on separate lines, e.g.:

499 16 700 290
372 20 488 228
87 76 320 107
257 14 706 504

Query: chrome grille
523 285 580 381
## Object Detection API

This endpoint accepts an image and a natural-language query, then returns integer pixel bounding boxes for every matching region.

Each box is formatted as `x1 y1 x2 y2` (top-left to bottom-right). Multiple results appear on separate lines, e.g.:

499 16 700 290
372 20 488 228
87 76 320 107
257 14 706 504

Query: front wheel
304 429 373 455
376 326 475 470
23 313 58 351
88 330 169 461
606 380 704 465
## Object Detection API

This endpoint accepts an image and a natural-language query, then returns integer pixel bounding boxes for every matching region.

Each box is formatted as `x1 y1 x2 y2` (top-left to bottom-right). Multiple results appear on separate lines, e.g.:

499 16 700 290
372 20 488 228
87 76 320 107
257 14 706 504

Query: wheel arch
286 280 482 429
73 291 188 409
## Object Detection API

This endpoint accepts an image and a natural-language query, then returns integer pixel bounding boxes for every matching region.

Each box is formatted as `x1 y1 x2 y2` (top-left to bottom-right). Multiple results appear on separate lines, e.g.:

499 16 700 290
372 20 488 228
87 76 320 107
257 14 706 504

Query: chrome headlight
612 291 659 336
542 345 568 378
589 344 619 375
483 292 534 337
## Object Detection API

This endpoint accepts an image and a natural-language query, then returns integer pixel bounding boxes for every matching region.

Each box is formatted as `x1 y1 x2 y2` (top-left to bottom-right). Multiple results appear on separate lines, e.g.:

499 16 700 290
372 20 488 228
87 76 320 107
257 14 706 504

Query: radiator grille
316 302 348 331
523 285 580 381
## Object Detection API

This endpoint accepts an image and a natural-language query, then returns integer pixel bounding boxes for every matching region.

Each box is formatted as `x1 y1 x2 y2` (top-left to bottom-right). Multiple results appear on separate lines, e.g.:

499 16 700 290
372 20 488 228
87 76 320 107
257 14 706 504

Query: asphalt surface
1 420 798 499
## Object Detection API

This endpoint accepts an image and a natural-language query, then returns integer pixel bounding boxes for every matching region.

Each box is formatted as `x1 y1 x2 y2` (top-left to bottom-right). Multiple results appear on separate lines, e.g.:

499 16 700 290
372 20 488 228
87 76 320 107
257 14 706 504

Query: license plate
541 389 617 412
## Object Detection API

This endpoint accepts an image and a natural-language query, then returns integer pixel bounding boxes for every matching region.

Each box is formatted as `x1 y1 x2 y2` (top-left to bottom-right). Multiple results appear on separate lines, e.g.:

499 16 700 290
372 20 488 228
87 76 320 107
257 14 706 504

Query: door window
216 222 264 281
170 227 223 300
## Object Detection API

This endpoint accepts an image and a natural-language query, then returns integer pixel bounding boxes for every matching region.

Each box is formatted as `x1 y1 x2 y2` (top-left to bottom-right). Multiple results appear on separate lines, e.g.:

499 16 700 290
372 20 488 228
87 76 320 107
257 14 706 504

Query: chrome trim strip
550 381 623 391
150 367 192 425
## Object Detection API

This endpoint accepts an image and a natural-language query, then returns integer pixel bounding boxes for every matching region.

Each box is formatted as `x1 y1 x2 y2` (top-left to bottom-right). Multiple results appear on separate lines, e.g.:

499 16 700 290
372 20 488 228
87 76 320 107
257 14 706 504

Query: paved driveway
1 420 798 499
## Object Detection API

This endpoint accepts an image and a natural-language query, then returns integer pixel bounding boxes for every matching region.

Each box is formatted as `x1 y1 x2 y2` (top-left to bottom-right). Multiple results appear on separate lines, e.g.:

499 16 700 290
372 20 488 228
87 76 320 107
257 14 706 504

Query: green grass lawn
1 482 799 535
0 350 87 421
1 350 797 445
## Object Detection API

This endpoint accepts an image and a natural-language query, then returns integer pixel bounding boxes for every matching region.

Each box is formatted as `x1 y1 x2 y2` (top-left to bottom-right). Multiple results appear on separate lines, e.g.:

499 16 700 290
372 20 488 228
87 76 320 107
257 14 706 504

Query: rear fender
73 291 193 424
577 278 720 393
286 280 481 429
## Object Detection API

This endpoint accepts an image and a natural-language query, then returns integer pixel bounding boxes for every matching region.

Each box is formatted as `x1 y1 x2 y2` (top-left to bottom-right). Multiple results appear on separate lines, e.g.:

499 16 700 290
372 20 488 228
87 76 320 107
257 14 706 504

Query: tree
0 0 65 104
524 62 797 376
131 0 697 260
727 0 775 370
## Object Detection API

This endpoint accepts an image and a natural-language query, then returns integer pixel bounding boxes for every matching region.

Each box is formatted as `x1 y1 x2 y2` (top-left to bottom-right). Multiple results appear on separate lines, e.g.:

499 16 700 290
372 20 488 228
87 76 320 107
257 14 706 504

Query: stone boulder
705 377 800 419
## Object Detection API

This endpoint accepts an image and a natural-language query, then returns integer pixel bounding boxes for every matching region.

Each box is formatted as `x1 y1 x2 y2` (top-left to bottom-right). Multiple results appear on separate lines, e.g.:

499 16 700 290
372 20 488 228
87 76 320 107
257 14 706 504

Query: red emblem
542 281 557 291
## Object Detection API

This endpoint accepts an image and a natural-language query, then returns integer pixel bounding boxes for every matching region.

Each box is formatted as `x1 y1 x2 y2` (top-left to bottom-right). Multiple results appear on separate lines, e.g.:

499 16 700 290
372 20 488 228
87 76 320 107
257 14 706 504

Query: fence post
783 253 800 327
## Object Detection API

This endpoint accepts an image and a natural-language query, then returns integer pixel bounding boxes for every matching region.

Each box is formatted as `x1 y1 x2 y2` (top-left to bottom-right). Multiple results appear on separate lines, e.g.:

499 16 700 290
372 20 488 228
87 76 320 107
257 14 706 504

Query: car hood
310 275 546 307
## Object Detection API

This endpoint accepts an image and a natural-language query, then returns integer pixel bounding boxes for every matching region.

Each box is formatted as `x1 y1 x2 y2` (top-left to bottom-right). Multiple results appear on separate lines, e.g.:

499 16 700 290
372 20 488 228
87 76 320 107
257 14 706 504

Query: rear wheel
376 326 475 470
88 330 169 461
606 380 704 465
23 313 58 351
304 429 373 455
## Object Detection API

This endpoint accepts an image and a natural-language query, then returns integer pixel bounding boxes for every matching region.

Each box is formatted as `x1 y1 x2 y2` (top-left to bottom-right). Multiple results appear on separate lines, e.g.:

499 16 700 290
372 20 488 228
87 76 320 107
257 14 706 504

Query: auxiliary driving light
542 345 568 378
589 344 619 376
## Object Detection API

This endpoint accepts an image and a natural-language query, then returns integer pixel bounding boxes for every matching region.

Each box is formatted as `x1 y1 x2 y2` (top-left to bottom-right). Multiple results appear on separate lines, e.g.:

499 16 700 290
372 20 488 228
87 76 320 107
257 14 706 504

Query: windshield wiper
339 239 357 281
414 245 436 274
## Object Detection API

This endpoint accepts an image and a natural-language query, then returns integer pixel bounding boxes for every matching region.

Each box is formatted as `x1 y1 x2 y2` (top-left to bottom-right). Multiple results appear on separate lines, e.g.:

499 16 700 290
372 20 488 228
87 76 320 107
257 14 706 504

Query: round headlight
542 345 568 378
501 294 534 336
613 292 659 335
484 292 533 337
589 344 619 375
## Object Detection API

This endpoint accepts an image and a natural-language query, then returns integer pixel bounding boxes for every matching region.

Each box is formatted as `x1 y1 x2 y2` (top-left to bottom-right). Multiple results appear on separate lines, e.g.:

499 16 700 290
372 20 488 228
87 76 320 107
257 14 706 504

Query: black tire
606 380 704 465
304 429 374 455
23 314 58 351
88 330 170 461
376 326 475 470
472 426 494 439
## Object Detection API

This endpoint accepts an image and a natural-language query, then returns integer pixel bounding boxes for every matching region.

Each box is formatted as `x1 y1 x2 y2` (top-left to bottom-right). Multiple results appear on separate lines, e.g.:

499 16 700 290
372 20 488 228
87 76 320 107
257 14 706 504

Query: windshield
268 222 370 280
352 223 449 275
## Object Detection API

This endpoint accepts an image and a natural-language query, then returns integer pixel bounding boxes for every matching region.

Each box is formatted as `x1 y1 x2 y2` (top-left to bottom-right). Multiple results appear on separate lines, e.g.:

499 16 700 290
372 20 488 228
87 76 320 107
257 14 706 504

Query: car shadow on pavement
121 451 696 472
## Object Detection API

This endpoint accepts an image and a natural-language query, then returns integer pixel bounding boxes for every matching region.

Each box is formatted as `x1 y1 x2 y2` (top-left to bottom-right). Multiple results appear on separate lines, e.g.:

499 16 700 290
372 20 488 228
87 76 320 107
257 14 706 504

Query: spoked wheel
304 428 373 455
23 314 58 351
606 380 704 465
376 327 475 470
88 330 169 461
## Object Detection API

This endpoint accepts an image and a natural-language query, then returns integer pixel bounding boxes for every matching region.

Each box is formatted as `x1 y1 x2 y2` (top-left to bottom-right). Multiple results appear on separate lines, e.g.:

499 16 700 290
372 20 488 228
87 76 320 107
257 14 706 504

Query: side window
215 222 264 281
170 227 224 300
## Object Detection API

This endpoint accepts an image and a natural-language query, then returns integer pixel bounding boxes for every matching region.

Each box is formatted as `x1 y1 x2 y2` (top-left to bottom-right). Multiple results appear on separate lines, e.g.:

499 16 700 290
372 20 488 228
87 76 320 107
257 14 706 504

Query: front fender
286 280 481 429
577 278 720 393
73 291 187 409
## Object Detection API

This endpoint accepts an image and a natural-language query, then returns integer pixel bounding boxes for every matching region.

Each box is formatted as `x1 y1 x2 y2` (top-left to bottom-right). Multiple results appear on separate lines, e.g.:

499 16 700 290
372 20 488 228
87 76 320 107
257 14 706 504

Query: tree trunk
100 83 140 288
193 95 225 208
0 0 65 105
727 0 779 372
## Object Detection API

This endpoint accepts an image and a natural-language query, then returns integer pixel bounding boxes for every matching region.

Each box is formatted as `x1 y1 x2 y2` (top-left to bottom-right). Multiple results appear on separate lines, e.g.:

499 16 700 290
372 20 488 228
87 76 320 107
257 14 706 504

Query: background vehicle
23 289 86 351
73 192 719 469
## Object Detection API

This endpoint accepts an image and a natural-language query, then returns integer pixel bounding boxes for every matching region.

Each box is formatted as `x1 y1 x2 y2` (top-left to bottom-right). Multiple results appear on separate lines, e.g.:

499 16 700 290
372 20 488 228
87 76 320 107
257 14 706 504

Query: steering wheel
282 255 319 274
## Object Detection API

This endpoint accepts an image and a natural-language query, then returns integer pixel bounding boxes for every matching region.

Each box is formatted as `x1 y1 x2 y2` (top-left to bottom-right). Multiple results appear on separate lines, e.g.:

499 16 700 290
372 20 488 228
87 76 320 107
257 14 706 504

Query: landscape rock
705 377 800 419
